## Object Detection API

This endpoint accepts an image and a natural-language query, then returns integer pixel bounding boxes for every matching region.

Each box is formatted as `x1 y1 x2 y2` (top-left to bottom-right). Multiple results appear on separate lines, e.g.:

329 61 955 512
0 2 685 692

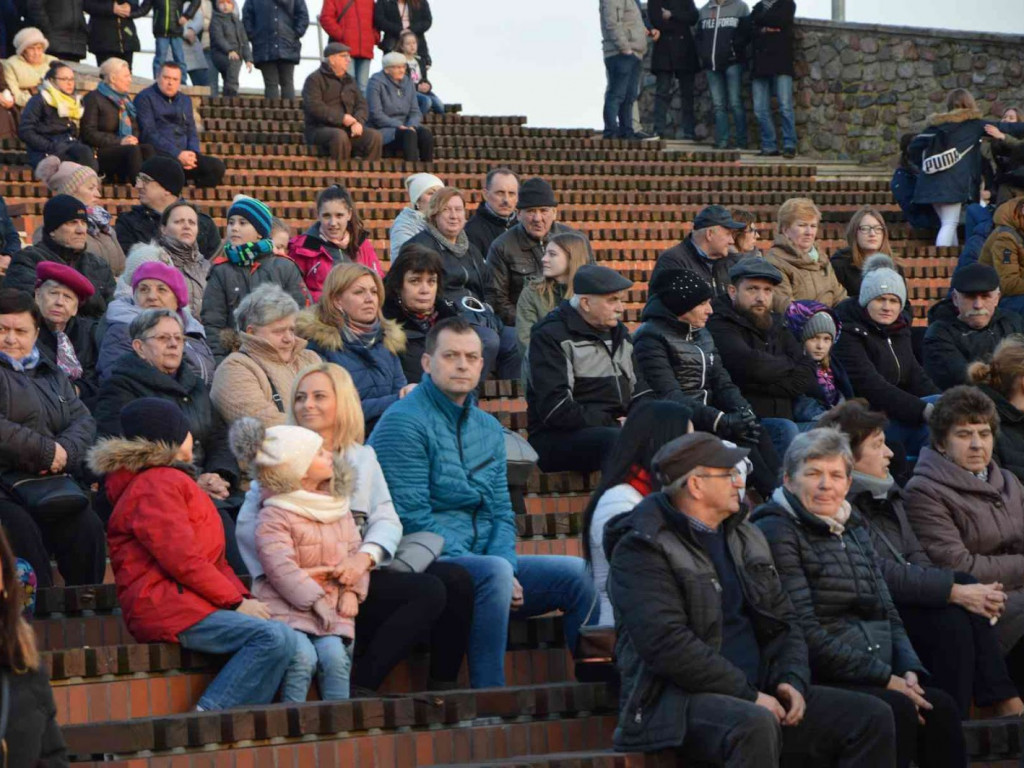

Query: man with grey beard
923 263 1024 390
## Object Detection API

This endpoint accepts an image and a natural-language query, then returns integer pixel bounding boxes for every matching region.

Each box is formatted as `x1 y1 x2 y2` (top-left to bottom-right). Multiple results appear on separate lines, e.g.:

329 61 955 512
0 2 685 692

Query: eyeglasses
142 333 184 345
857 225 885 235
696 468 745 484
53 76 75 83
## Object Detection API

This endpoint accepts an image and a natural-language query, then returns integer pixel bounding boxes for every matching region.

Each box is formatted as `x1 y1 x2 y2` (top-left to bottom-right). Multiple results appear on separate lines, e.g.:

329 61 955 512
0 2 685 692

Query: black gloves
715 408 762 448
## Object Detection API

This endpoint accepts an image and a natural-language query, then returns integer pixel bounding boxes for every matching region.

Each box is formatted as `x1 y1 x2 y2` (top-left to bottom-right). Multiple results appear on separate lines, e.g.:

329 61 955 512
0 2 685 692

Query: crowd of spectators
5 2 1024 763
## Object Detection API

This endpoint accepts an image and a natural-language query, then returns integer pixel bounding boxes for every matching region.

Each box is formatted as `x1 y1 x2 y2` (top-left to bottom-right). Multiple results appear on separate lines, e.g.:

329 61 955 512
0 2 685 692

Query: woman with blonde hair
830 206 895 299
968 336 1024 482
910 88 1024 247
515 232 592 358
297 263 411 434
235 361 473 693
0 526 68 764
765 197 848 313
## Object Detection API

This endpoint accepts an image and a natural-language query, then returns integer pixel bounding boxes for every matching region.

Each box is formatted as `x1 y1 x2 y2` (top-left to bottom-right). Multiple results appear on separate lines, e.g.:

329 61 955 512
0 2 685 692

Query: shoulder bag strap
239 350 284 413
336 0 356 25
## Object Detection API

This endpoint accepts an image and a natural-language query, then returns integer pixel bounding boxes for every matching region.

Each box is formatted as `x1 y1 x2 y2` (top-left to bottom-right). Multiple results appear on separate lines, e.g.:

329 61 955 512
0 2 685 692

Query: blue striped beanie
228 195 273 239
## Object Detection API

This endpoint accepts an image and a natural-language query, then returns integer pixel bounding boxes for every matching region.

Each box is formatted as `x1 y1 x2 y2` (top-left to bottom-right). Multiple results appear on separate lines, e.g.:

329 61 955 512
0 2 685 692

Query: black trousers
530 426 621 474
0 496 106 589
652 70 696 139
96 143 156 183
256 61 296 100
52 141 98 171
211 51 242 96
899 598 1019 717
383 126 434 162
306 126 383 162
747 429 781 499
676 685 896 768
351 561 474 690
841 684 966 768
94 51 134 70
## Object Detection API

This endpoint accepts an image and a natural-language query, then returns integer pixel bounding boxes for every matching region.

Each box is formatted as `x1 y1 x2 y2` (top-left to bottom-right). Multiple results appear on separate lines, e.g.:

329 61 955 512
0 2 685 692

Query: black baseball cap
693 204 747 231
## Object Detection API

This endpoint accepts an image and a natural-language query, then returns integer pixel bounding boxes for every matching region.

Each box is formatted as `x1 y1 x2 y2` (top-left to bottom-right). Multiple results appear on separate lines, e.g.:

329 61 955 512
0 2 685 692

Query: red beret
35 261 96 302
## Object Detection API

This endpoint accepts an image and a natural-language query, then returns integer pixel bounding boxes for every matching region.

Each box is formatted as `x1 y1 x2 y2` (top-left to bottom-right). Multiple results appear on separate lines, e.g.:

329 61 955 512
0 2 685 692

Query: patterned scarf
224 238 274 267
97 81 136 138
0 346 40 372
158 232 202 268
86 205 112 237
815 362 840 408
425 222 469 256
40 79 84 123
55 331 83 379
342 316 382 348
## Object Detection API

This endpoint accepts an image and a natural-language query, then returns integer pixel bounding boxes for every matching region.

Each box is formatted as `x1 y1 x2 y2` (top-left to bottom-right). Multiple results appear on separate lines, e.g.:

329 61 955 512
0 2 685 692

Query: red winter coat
319 0 377 60
89 437 249 643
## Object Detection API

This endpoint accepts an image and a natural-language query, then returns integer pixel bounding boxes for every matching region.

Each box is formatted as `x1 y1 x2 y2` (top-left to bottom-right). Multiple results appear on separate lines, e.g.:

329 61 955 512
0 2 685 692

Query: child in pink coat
230 417 368 701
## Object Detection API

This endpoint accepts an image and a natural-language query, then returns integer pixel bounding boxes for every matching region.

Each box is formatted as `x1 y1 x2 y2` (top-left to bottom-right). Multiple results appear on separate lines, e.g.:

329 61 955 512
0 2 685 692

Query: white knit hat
255 426 324 479
13 27 48 55
404 173 444 206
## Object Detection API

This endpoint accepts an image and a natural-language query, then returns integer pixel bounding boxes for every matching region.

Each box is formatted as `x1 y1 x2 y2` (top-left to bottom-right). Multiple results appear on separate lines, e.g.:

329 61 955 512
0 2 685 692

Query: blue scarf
225 238 274 267
97 81 136 138
0 346 41 372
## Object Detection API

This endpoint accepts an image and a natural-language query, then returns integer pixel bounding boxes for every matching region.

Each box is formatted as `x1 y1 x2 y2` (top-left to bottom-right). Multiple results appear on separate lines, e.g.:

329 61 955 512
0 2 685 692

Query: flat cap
728 256 783 285
652 432 750 487
324 42 351 58
694 204 747 231
951 263 1000 294
35 261 95 302
572 264 632 296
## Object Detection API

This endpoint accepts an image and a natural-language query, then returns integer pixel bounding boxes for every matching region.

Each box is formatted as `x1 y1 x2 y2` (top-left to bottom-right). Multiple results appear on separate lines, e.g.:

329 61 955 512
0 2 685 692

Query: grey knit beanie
801 311 837 341
858 254 906 307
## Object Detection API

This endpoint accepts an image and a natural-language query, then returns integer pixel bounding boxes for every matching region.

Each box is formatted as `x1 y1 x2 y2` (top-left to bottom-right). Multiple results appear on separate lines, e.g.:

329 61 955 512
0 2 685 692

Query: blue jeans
752 74 796 153
282 632 353 701
476 323 521 381
417 91 445 116
439 554 596 688
178 610 297 710
153 37 189 83
762 418 800 460
603 53 641 138
705 64 747 148
204 49 220 97
884 395 941 460
348 57 371 92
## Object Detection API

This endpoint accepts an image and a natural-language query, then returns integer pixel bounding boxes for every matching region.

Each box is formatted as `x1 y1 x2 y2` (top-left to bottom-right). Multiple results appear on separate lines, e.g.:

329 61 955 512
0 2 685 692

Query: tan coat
904 446 1024 652
765 235 848 313
979 198 1024 297
1 54 58 108
210 331 321 427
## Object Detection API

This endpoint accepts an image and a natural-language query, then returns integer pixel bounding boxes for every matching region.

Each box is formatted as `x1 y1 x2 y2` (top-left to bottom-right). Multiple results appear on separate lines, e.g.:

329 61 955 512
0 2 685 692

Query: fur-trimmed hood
295 309 407 356
87 437 199 505
925 107 983 126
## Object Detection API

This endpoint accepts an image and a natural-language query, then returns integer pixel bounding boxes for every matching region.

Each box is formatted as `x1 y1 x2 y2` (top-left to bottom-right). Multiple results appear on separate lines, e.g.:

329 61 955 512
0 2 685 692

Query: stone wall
637 17 1024 164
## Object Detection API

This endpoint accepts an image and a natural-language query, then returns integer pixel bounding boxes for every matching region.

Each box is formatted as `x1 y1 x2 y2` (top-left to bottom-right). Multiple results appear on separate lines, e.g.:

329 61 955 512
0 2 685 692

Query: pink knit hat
131 261 189 311
35 156 100 198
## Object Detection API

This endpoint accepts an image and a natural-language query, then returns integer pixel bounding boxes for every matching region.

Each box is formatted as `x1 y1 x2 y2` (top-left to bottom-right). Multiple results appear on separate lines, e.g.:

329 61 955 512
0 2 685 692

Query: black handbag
0 471 89 519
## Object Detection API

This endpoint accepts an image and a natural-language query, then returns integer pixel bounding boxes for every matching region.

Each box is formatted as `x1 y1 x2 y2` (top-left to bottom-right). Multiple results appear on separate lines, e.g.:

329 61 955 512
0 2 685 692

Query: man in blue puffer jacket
370 316 596 688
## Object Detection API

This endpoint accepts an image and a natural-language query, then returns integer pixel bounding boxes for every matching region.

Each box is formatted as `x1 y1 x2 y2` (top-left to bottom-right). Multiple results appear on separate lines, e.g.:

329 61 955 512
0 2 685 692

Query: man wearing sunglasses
604 431 896 767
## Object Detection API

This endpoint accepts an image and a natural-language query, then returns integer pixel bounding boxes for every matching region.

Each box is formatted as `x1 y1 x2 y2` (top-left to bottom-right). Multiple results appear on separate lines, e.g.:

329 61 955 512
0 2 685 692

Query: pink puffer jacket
253 491 369 639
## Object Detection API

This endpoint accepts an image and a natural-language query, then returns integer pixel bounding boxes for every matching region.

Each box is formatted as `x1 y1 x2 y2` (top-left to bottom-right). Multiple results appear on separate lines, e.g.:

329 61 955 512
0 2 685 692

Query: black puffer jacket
751 489 923 686
832 298 938 425
464 204 516 260
977 384 1024 484
405 228 492 310
605 492 810 752
150 0 201 38
748 0 795 78
17 92 85 168
0 353 96 476
848 475 955 608
648 0 699 74
486 221 593 326
93 351 237 482
373 0 432 66
632 296 748 431
84 0 146 55
382 291 459 384
25 0 87 58
651 235 739 298
526 301 650 436
114 203 220 261
706 295 815 419
922 299 1024 390
4 237 115 319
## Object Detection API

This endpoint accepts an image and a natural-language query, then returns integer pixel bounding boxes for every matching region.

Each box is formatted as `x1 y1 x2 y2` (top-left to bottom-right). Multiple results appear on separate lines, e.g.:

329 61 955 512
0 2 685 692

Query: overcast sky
134 1 1024 129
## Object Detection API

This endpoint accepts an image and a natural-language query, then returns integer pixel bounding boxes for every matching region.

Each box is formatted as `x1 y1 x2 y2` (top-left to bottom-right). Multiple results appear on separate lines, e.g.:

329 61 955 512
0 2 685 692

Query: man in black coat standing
605 431 896 766
648 0 699 140
707 257 815 457
923 263 1024 390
